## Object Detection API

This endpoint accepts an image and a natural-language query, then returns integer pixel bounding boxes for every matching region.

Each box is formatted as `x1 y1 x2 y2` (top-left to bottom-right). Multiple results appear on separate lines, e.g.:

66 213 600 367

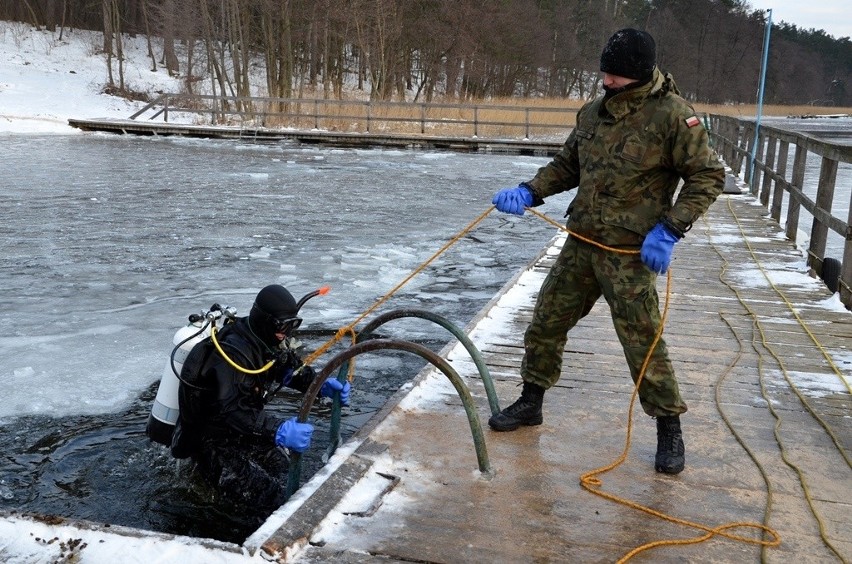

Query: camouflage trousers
521 235 687 417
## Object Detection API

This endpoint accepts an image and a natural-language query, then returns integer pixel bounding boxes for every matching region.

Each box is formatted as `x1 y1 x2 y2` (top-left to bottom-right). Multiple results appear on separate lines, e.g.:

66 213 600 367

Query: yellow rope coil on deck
526 206 781 561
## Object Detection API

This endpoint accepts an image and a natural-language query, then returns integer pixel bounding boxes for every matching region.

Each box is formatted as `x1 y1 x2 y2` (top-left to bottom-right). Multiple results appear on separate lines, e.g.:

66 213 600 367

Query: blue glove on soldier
492 185 533 215
320 378 351 406
275 417 314 452
641 222 682 274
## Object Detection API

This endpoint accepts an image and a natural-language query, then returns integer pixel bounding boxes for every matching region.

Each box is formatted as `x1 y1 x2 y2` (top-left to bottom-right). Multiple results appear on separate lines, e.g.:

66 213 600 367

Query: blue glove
275 417 314 452
492 185 533 215
320 378 351 406
641 222 681 274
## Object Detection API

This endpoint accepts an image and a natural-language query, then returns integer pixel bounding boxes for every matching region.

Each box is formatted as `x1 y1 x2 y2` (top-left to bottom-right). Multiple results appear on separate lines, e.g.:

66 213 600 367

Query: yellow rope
716 313 779 563
525 206 781 561
301 206 498 371
708 218 780 562
715 198 850 560
724 198 852 397
723 198 850 466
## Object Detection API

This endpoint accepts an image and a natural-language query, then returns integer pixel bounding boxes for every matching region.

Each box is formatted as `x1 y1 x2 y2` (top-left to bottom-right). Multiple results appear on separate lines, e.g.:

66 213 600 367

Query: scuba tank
145 304 236 447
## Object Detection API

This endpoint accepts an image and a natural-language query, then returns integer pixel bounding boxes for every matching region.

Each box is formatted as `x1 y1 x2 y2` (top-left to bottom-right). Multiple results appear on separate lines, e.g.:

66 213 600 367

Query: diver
169 284 351 510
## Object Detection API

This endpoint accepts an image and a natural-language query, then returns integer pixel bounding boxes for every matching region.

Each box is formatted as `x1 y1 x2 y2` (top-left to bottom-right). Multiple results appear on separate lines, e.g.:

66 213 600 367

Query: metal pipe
357 308 499 415
287 338 494 496
325 308 500 461
749 9 772 187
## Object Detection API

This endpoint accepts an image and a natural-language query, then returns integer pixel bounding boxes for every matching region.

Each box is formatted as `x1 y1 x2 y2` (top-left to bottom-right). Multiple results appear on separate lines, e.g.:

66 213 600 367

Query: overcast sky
746 0 852 39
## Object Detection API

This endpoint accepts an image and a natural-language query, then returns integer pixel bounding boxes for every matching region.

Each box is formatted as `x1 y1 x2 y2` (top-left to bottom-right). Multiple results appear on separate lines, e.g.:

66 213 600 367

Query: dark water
3 345 429 543
0 134 563 543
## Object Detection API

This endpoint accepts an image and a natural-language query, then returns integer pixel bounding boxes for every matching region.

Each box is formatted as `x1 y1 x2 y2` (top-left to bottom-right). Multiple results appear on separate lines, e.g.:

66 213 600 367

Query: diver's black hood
249 284 298 348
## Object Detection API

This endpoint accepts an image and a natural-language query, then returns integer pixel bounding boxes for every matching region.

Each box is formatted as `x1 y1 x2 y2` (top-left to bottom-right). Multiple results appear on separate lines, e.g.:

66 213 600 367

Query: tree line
2 0 850 106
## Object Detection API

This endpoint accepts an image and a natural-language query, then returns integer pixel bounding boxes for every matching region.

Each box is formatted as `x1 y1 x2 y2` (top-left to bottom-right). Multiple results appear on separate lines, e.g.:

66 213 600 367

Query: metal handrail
322 308 500 460
128 93 575 140
286 338 494 497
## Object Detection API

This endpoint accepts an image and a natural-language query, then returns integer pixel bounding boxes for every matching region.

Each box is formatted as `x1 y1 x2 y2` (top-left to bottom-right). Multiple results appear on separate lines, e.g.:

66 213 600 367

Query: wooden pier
67 117 561 155
253 185 851 563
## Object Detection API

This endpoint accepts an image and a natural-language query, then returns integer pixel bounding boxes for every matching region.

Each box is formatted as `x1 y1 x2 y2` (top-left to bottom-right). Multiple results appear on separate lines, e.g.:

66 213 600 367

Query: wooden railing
708 114 852 309
128 94 576 141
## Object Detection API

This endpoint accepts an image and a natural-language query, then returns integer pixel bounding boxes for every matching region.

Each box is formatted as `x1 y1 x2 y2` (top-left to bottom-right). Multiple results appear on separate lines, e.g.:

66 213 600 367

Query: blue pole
749 9 772 189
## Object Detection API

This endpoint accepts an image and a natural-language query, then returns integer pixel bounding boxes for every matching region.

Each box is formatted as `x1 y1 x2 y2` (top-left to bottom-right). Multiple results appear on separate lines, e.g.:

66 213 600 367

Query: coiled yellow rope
712 199 849 560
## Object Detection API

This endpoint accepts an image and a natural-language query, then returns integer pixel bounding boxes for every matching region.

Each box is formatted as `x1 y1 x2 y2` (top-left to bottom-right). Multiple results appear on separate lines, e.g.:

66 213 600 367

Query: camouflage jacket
525 68 724 248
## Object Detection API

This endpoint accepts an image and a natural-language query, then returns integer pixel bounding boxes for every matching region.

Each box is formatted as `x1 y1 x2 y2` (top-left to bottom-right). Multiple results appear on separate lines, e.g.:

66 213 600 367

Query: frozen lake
0 134 562 540
1 134 564 421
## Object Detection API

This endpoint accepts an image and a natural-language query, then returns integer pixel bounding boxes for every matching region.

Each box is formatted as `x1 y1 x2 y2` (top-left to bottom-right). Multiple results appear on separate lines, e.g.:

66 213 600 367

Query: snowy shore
0 21 181 135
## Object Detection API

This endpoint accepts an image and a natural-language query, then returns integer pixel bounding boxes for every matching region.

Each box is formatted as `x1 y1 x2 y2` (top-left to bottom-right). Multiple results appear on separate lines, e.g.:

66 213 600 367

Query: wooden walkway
66 118 562 156
254 186 852 562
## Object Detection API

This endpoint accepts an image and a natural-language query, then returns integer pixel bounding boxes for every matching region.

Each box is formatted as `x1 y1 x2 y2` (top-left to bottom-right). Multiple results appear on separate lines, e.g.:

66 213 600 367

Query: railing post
163 95 169 123
421 103 425 134
770 140 789 222
314 99 319 130
734 121 747 175
752 129 765 196
841 198 852 308
366 101 371 133
474 106 479 138
785 144 807 243
807 156 839 271
524 107 530 140
760 135 777 206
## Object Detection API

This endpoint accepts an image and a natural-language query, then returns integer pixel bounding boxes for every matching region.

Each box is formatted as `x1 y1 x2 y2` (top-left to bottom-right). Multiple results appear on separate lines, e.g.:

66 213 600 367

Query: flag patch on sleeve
685 115 701 128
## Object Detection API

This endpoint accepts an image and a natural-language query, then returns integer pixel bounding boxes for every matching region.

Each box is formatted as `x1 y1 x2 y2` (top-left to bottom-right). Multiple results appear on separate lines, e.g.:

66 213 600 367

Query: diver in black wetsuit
170 284 350 509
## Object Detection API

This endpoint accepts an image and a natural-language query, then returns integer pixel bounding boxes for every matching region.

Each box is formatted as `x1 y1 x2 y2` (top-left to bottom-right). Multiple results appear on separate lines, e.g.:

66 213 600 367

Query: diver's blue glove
275 417 314 452
320 378 351 406
492 185 533 215
641 222 681 274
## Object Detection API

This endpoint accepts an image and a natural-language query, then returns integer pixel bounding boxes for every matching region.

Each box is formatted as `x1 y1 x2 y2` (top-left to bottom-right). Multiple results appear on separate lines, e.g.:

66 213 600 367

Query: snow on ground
0 21 181 134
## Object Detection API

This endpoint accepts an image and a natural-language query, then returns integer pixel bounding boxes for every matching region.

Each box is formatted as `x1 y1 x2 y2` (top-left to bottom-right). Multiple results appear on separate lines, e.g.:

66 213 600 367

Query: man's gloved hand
641 222 681 274
320 378 351 406
492 185 533 215
275 417 314 452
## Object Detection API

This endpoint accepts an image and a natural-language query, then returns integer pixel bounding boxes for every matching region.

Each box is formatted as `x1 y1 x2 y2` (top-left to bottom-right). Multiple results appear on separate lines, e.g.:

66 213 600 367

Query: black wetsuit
171 317 314 509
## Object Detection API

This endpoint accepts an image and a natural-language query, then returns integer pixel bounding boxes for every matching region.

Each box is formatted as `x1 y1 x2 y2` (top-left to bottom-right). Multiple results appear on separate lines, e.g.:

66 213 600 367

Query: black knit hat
600 28 656 81
249 284 298 346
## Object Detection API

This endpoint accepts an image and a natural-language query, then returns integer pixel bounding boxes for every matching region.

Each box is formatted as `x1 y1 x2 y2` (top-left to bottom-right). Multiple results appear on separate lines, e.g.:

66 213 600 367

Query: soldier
488 28 724 474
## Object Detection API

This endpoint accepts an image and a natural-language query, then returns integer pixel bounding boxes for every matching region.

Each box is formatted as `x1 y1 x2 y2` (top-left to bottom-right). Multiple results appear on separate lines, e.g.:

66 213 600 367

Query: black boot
488 382 544 432
655 415 685 474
